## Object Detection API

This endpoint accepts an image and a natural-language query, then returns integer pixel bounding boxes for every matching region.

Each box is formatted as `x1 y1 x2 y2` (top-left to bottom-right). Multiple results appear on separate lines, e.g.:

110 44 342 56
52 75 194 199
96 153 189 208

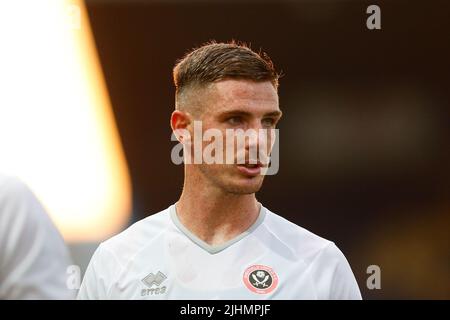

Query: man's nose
245 122 261 150
248 119 264 132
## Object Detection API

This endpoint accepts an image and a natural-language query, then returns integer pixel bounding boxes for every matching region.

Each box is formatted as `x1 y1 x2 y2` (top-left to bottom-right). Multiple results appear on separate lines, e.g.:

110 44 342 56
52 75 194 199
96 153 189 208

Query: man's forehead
214 79 278 100
209 79 279 112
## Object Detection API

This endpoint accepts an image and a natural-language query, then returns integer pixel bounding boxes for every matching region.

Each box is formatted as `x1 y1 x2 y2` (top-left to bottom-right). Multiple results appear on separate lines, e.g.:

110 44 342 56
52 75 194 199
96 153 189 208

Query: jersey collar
169 203 266 255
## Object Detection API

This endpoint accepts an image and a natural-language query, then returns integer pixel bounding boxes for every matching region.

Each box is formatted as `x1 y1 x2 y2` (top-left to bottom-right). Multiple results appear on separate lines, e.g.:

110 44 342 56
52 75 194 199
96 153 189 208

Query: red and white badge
243 265 278 294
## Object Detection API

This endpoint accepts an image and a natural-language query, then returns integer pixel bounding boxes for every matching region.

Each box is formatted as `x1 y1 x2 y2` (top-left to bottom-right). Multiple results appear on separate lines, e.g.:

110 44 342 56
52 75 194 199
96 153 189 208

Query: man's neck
175 183 261 247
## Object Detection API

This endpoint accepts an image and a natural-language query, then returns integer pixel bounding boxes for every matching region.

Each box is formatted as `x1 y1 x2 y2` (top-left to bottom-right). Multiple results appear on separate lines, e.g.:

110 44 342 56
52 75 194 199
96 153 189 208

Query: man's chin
224 180 264 195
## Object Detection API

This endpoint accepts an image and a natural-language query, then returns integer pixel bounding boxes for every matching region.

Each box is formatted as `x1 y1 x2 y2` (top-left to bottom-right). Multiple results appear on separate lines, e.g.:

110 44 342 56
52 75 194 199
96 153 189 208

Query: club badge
243 265 278 294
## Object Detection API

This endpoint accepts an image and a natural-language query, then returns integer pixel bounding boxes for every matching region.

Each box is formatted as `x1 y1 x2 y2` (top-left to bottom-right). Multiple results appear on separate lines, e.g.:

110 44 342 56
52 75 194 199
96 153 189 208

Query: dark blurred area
85 0 449 299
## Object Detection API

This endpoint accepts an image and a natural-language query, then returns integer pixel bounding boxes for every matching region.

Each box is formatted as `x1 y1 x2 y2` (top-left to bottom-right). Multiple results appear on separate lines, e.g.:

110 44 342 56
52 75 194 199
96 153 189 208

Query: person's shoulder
262 207 361 299
262 206 337 263
97 205 173 266
0 174 47 223
0 174 30 200
0 173 19 187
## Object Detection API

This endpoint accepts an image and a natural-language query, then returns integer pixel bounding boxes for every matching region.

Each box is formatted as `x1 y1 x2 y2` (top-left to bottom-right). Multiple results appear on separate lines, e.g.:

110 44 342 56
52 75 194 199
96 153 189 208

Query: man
0 174 74 299
78 41 362 299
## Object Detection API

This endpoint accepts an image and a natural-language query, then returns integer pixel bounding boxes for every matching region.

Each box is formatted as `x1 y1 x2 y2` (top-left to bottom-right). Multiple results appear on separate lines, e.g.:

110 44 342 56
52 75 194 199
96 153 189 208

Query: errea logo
141 271 167 296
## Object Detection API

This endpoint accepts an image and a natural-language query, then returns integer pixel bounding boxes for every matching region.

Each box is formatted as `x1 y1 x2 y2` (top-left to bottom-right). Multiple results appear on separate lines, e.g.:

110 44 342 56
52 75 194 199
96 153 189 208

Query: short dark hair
173 40 279 99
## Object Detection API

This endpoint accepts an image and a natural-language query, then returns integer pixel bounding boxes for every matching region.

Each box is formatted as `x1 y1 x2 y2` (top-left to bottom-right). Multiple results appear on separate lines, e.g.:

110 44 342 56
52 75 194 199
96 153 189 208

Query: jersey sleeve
310 242 362 300
77 243 122 300
0 176 75 299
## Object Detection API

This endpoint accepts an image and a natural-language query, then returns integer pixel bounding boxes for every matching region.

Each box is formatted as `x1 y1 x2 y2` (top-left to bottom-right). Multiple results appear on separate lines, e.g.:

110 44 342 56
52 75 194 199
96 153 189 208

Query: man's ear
170 110 191 143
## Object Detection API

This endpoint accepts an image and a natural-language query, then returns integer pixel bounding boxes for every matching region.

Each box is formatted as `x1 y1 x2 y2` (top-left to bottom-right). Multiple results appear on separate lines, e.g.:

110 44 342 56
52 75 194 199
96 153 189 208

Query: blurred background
0 0 448 299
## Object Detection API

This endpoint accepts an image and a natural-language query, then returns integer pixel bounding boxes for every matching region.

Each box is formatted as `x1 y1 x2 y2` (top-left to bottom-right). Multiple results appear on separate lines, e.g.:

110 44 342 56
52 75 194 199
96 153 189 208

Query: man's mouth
243 163 260 168
236 162 263 176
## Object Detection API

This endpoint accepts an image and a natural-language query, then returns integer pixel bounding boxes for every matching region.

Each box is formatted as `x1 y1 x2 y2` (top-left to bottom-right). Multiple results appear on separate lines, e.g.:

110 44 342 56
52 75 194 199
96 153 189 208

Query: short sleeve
77 243 122 300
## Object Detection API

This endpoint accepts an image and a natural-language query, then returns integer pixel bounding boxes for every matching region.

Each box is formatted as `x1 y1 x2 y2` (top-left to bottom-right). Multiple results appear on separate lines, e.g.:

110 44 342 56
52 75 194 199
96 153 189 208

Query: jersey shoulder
0 174 32 205
262 207 336 264
0 174 56 231
98 206 172 268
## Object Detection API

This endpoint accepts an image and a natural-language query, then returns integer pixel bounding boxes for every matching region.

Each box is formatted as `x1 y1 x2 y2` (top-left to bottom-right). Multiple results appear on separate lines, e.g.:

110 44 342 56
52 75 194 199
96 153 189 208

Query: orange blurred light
0 0 132 242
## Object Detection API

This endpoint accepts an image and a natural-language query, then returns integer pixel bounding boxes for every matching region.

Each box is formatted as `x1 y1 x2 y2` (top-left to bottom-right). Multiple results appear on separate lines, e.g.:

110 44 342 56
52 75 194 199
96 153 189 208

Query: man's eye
227 117 243 125
262 118 275 127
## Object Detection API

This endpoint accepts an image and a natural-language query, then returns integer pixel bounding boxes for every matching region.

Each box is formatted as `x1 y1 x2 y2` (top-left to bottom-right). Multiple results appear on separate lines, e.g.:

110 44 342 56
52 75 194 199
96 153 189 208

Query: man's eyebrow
218 110 252 118
218 110 283 118
264 111 283 118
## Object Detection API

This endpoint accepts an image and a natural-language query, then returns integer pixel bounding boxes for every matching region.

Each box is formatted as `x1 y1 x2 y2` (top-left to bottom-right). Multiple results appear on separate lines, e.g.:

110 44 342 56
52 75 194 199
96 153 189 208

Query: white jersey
78 204 362 300
0 174 75 299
